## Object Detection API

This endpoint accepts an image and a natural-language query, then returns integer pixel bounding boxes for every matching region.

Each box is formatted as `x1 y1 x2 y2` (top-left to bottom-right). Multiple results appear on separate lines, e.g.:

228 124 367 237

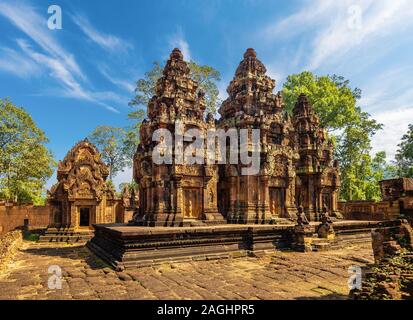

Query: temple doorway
183 188 201 219
79 207 90 227
269 188 285 217
53 211 62 225
218 189 229 217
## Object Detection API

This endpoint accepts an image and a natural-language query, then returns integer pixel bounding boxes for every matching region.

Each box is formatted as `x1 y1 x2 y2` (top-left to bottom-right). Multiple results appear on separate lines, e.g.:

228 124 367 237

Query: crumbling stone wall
0 230 23 273
351 220 413 300
0 203 50 235
339 200 400 221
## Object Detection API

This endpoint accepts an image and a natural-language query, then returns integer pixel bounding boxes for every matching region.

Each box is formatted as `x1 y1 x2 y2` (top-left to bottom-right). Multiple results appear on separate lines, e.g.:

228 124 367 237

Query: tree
129 62 163 108
88 126 131 181
0 98 55 204
118 181 138 193
352 151 395 201
395 124 413 177
283 72 362 132
129 60 221 114
187 61 221 115
123 108 145 161
282 72 384 201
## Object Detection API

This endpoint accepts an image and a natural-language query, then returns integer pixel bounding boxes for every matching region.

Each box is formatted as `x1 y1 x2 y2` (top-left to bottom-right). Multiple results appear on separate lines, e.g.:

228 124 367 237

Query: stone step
189 220 207 227
38 235 93 243
310 237 331 251
39 228 94 243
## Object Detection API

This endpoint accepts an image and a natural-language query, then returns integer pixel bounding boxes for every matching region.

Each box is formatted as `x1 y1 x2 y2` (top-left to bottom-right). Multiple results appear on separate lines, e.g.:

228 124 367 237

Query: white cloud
0 0 84 79
17 39 118 113
72 14 133 53
263 0 335 40
262 0 413 162
98 65 135 93
306 0 413 70
168 28 191 61
265 64 286 89
0 1 122 112
262 0 413 71
359 65 413 160
0 46 40 78
371 106 413 160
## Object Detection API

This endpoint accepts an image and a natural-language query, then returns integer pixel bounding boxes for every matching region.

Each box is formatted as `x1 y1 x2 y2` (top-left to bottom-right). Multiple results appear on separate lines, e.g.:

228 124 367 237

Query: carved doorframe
74 201 96 229
269 187 285 217
183 187 202 219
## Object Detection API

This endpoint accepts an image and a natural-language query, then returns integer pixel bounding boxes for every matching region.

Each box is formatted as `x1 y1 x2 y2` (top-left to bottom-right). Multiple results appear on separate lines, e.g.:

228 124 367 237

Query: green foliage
187 61 221 115
283 72 365 131
129 62 163 107
350 151 398 201
23 231 40 242
0 98 55 203
88 126 131 181
395 124 413 177
119 180 138 192
282 72 386 200
123 108 146 161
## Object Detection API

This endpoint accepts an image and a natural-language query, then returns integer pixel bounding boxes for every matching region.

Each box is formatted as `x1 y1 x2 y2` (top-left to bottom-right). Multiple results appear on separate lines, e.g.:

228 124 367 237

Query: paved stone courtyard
0 241 374 300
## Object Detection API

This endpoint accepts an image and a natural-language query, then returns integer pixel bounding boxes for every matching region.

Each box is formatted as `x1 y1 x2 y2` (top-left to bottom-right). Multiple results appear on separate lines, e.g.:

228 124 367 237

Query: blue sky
1 0 413 189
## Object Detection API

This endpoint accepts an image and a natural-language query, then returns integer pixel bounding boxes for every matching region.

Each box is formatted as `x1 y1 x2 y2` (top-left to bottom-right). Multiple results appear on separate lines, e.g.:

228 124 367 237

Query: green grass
23 231 40 242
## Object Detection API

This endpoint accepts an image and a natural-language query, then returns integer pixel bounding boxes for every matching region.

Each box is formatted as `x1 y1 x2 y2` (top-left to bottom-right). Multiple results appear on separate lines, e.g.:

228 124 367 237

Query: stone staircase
311 227 373 251
38 227 94 244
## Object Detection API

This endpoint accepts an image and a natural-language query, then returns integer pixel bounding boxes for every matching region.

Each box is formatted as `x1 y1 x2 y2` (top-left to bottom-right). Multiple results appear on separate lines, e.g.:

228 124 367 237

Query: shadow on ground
295 293 349 300
21 244 110 270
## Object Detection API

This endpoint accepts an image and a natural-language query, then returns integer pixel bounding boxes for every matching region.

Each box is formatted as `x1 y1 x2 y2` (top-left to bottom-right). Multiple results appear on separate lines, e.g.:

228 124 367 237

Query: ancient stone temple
131 48 340 227
293 94 341 220
47 139 121 230
217 48 299 223
133 48 224 226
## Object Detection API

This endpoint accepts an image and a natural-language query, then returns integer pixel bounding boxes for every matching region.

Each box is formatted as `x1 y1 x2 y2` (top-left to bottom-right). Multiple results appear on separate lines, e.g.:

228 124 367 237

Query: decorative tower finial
243 48 257 59
170 48 183 60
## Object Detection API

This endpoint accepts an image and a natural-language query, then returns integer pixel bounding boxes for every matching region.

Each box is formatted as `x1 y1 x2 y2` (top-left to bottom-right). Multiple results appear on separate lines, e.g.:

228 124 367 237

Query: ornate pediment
49 139 112 202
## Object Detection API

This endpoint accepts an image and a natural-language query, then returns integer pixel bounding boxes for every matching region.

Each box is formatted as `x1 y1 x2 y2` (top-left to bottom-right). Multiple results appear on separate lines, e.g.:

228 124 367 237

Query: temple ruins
132 48 340 226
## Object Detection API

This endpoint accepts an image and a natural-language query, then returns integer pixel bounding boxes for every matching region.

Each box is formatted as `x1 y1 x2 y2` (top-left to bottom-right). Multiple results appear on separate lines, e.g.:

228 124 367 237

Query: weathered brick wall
339 200 400 221
0 203 50 235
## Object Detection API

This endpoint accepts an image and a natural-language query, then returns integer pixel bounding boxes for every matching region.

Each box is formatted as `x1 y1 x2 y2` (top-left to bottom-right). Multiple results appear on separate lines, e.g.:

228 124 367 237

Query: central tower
218 48 299 223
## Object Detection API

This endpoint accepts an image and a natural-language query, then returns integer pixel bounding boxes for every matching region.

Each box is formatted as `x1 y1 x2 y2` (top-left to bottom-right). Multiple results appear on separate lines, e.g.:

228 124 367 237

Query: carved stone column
70 204 77 229
285 177 298 219
261 176 270 222
175 176 183 217
227 176 237 222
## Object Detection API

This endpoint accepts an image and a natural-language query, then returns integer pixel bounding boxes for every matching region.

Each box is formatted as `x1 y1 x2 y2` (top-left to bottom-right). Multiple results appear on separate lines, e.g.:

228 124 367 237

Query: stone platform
87 220 383 270
39 227 94 244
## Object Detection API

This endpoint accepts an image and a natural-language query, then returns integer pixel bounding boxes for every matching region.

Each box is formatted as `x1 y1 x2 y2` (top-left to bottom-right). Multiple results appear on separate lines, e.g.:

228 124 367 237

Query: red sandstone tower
218 48 299 223
293 94 341 220
133 48 224 226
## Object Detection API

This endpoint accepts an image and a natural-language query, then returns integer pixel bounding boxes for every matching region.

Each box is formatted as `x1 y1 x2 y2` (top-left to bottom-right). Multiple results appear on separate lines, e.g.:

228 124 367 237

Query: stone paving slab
0 241 374 300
